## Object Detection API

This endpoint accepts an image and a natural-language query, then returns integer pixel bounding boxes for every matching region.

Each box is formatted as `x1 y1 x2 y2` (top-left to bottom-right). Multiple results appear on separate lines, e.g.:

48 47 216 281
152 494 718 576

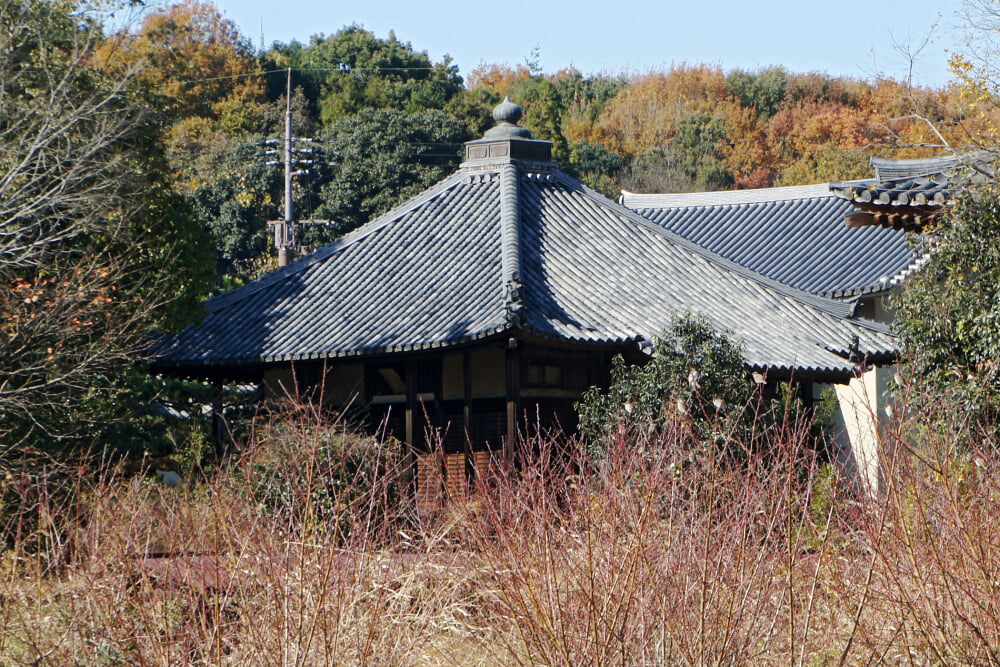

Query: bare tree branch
0 1 211 449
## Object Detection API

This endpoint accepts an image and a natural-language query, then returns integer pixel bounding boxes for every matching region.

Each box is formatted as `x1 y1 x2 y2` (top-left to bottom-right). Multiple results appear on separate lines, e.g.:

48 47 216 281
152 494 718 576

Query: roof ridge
500 163 524 326
621 182 856 209
205 169 471 314
869 150 996 180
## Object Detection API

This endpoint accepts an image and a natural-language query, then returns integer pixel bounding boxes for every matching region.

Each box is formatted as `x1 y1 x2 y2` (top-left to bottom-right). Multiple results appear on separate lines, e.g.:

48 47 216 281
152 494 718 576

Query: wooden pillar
211 379 225 459
601 352 612 389
403 359 417 491
463 350 473 446
434 354 445 447
505 338 520 469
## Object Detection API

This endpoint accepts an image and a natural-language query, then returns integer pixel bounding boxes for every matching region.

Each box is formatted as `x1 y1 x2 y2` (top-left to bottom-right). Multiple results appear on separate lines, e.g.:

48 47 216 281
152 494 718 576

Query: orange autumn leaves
469 62 996 191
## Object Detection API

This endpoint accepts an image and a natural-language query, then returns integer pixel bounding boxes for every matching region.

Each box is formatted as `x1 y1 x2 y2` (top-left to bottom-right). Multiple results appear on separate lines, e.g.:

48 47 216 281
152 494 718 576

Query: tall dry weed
2 389 1000 665
0 402 489 665
464 412 837 666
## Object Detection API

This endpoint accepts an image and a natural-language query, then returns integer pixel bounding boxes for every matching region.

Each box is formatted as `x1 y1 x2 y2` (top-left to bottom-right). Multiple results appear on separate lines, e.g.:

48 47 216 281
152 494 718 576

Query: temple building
153 99 897 494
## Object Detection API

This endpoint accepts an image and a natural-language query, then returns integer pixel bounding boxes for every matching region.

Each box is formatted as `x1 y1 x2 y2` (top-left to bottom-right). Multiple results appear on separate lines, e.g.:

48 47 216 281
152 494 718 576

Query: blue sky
208 0 961 87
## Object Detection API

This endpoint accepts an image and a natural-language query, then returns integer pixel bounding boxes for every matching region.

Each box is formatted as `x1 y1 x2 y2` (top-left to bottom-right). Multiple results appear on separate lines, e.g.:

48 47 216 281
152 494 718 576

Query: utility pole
264 69 335 267
273 68 297 266
279 68 295 266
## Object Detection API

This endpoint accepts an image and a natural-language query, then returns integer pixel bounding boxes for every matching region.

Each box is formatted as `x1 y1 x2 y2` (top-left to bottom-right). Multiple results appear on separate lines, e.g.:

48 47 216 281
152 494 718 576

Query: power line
153 65 448 90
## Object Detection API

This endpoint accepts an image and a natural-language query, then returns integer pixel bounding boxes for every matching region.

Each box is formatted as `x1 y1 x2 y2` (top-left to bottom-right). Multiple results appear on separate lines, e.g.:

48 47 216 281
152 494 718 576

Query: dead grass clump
465 415 836 666
842 407 1000 665
0 404 492 665
3 391 1000 664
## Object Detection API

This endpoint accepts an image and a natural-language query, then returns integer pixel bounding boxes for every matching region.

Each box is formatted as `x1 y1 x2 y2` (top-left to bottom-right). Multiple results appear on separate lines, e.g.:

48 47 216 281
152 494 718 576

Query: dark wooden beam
211 379 225 459
845 203 943 231
434 354 444 448
405 360 416 446
403 358 417 492
463 350 472 447
505 337 521 470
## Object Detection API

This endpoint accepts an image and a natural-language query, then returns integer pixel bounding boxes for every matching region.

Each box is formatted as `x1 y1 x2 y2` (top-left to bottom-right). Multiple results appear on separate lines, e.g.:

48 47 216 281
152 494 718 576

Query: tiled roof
156 173 510 366
518 173 894 373
869 152 994 181
154 123 896 378
829 152 995 230
622 183 922 298
832 174 952 207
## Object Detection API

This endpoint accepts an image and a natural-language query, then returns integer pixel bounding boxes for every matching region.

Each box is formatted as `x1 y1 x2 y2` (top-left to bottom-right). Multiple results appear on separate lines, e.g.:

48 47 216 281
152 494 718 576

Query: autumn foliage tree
467 63 629 194
97 0 275 197
98 0 264 122
465 61 963 195
0 0 212 451
89 1 282 286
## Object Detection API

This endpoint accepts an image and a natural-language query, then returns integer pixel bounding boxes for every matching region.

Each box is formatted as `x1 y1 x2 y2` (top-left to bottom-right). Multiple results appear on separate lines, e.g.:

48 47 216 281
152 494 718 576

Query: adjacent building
624 152 984 492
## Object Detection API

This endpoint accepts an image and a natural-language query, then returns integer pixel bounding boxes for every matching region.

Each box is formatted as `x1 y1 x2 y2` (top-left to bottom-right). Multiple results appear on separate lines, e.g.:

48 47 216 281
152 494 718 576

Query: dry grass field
1 397 999 666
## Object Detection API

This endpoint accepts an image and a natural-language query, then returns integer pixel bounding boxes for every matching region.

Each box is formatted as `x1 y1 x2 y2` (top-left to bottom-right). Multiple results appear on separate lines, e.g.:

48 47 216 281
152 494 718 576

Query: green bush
576 313 754 457
894 180 1000 444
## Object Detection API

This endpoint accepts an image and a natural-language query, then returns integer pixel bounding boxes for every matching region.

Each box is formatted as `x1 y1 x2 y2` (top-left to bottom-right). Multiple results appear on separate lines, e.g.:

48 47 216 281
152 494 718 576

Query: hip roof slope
624 183 919 297
527 172 893 373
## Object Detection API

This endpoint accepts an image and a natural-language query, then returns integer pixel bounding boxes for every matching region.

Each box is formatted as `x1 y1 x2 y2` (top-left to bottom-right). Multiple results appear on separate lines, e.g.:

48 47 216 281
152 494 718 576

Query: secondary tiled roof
829 175 951 230
622 184 922 298
154 105 896 378
829 152 995 230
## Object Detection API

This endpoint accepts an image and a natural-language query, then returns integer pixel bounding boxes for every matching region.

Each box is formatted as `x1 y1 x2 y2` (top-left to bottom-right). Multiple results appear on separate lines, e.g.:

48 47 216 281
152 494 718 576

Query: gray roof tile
155 155 896 377
828 152 996 230
622 183 921 298
829 175 952 208
523 174 893 373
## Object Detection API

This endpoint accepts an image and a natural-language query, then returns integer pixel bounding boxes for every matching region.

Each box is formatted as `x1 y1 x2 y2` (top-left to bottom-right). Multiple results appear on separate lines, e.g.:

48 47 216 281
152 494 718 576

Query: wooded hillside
102 0 994 287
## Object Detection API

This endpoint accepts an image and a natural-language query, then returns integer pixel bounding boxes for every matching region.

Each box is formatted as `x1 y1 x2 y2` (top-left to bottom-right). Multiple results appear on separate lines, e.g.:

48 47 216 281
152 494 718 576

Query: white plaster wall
824 365 895 496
